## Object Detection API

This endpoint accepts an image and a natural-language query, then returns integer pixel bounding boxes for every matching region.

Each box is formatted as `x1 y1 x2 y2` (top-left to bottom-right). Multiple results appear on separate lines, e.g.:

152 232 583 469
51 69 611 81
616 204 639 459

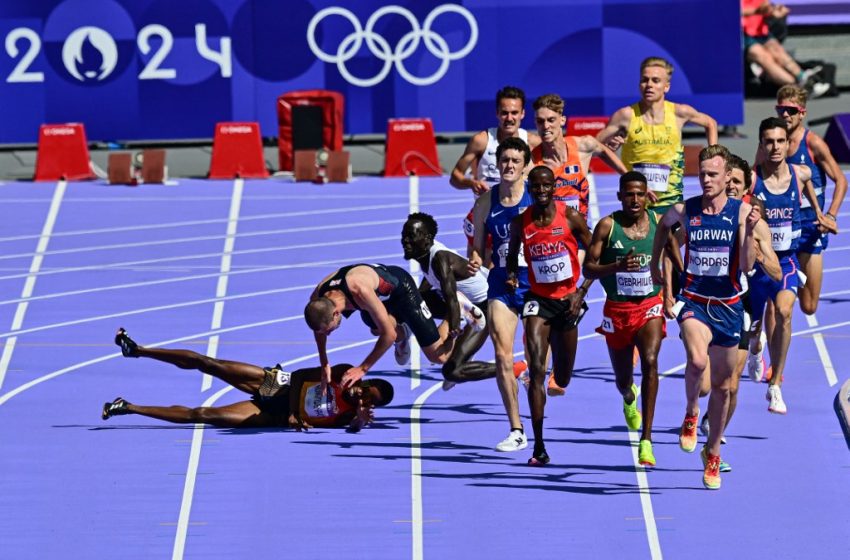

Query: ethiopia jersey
521 202 580 299
752 165 802 258
299 381 355 428
531 136 589 219
681 196 742 301
786 130 827 220
599 210 661 302
621 101 684 209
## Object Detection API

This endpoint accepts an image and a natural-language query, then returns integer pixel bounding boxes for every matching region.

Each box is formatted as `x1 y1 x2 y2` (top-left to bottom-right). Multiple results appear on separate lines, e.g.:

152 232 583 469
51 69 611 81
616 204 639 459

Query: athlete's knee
799 297 818 315
441 359 461 382
640 351 659 372
688 355 709 373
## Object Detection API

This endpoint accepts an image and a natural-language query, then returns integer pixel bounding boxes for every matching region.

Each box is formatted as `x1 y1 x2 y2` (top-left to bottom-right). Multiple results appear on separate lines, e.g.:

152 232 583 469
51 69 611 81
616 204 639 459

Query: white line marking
804 313 838 386
0 181 65 390
588 172 600 225
410 380 442 560
409 174 422 389
202 179 243 391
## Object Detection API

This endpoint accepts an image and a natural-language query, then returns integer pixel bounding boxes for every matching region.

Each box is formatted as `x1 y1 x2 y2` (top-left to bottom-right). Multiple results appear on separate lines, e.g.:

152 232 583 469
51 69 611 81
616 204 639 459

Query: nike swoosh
524 231 539 240
490 210 504 218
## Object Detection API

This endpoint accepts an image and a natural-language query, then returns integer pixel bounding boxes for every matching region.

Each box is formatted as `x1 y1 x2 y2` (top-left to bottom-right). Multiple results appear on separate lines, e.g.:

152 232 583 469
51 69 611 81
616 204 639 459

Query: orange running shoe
701 447 722 489
763 365 784 383
547 372 565 397
513 360 527 378
679 413 699 452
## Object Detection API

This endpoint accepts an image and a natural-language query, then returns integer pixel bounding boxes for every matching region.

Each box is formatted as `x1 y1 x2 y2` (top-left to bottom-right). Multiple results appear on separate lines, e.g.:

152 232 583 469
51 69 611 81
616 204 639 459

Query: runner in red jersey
506 166 593 466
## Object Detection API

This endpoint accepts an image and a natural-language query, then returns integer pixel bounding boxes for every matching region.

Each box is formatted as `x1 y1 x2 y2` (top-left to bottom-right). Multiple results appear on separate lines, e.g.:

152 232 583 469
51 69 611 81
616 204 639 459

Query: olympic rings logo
306 4 478 87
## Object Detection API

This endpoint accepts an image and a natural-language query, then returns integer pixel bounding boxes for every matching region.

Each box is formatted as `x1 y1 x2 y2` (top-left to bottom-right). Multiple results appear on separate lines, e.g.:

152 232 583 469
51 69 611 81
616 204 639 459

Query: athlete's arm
450 130 490 195
468 195 490 274
567 206 594 315
808 131 848 225
432 251 462 336
739 202 759 274
652 203 685 285
582 216 615 279
596 106 632 151
754 219 782 282
505 214 523 290
344 276 397 387
526 131 542 151
576 135 628 174
287 367 324 431
675 103 718 145
796 164 837 233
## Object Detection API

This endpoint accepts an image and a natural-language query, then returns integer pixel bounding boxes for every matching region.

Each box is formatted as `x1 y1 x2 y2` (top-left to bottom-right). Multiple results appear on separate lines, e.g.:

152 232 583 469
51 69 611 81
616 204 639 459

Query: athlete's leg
635 318 664 442
680 319 712 417
442 302 493 382
797 252 823 315
727 349 747 429
550 326 577 388
489 300 523 431
706 345 737 456
768 290 797 387
525 315 551 458
746 43 796 86
123 400 275 428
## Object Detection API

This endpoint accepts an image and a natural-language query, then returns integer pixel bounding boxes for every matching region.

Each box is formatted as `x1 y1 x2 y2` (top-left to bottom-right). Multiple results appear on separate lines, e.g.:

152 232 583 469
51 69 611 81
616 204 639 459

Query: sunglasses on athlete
775 105 803 116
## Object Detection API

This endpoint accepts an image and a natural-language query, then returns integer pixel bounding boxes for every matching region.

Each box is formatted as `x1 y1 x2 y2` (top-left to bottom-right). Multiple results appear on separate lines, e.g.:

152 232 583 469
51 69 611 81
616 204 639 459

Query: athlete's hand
604 132 625 151
320 363 332 396
470 180 491 196
467 257 482 277
647 190 659 203
746 203 761 232
565 290 585 318
618 247 641 272
817 214 838 234
663 293 678 320
288 413 312 432
342 366 366 389
505 272 519 292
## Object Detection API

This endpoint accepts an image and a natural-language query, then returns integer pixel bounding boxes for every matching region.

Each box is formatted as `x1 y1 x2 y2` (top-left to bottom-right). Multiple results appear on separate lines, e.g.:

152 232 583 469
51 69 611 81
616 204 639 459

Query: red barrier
34 123 95 181
277 90 344 172
566 116 615 174
208 122 269 179
384 118 441 177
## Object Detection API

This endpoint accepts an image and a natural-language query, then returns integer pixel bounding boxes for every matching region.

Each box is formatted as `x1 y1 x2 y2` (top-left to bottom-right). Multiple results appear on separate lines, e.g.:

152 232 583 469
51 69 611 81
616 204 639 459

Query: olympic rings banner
0 0 743 144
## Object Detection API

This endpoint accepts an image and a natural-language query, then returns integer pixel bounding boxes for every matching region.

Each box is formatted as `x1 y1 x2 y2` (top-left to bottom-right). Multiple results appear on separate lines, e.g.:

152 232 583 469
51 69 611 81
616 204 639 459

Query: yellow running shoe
638 439 655 467
623 383 641 430
701 446 722 490
679 412 699 453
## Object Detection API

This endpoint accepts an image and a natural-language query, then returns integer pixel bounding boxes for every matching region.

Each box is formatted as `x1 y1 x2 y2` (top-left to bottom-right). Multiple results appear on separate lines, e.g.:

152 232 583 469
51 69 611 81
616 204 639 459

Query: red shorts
596 296 666 350
464 208 493 248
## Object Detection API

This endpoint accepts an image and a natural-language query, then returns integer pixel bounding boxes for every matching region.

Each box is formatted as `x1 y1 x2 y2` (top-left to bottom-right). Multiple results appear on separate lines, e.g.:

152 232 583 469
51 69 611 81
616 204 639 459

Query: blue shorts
488 267 529 312
797 219 829 255
748 255 800 322
676 295 743 348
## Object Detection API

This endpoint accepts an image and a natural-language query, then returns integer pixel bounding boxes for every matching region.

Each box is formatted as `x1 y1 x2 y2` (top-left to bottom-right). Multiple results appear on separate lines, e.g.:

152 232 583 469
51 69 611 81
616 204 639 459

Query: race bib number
686 247 730 277
303 385 338 418
634 163 671 192
496 242 528 267
419 301 432 319
531 253 573 284
769 221 793 251
600 316 614 333
463 216 475 237
615 270 654 296
563 196 580 211
522 300 540 317
645 304 663 318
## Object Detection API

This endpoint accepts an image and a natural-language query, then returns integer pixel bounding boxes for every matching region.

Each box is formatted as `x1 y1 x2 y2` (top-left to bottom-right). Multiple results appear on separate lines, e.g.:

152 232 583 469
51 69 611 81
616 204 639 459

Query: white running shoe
797 268 808 287
767 384 787 414
394 323 413 365
495 429 528 452
810 81 831 99
699 413 727 444
747 330 767 383
456 291 486 333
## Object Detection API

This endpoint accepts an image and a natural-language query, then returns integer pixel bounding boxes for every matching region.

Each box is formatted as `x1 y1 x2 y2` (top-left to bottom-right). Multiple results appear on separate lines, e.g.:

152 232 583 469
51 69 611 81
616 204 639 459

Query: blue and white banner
0 0 743 144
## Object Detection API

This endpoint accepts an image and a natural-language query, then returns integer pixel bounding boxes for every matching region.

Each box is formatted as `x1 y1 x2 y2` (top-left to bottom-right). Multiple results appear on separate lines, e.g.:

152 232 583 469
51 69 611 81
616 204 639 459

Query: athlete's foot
679 412 699 453
441 380 457 391
394 323 413 365
528 448 550 467
115 328 139 358
513 360 530 393
747 330 766 382
700 446 722 489
766 384 787 414
638 439 656 467
623 383 641 430
456 291 487 333
495 429 527 452
102 397 130 420
547 373 565 397
699 414 726 444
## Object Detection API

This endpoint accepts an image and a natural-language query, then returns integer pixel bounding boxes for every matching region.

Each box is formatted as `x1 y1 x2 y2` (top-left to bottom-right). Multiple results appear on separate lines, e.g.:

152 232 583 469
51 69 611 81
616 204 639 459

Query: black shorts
739 293 753 351
250 365 291 425
521 292 588 332
360 265 440 347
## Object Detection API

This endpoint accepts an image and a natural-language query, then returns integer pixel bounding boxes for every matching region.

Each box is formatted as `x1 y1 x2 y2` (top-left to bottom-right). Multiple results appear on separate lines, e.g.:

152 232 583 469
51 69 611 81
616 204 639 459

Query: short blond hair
640 57 673 79
533 93 564 115
777 84 808 107
699 144 731 171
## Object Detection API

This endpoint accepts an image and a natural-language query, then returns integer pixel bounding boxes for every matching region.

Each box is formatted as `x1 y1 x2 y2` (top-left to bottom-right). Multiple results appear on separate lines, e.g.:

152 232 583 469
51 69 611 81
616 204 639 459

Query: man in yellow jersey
597 56 718 317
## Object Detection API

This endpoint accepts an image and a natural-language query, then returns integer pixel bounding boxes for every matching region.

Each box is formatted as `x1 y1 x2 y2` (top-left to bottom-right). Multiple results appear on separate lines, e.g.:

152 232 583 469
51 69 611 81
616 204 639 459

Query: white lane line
0 181 66 391
409 174 422 389
803 313 837 386
410 380 442 560
588 172 601 225
202 179 243 391
171 337 376 560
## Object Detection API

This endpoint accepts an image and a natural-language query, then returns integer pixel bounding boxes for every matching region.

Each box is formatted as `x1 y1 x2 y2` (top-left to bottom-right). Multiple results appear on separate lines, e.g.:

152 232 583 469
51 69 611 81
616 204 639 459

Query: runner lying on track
102 329 394 432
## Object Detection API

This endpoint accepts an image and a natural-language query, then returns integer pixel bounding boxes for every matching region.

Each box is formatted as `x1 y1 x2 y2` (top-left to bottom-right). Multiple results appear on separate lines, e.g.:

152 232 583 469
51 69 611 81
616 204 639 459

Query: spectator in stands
742 0 830 97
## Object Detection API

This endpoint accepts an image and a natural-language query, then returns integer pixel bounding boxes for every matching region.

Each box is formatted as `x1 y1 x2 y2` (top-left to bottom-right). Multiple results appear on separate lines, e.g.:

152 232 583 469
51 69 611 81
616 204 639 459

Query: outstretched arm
809 132 848 228
596 106 633 151
675 103 718 145
576 134 628 174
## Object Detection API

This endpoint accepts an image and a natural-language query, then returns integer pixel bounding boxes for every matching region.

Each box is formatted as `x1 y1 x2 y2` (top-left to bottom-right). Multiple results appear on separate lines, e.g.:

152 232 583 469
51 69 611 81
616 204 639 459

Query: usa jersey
485 185 533 269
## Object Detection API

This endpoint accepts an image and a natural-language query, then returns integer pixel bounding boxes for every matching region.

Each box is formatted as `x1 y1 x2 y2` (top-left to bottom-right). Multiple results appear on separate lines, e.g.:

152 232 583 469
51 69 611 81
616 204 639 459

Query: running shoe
441 380 457 391
115 328 139 358
700 446 722 489
679 413 699 453
528 448 550 467
638 439 656 467
747 330 766 382
699 414 726 444
764 366 784 383
394 323 413 365
456 291 487 333
512 360 531 393
495 429 527 452
700 445 731 472
623 383 641 431
102 397 130 420
547 373 565 397
767 384 787 414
